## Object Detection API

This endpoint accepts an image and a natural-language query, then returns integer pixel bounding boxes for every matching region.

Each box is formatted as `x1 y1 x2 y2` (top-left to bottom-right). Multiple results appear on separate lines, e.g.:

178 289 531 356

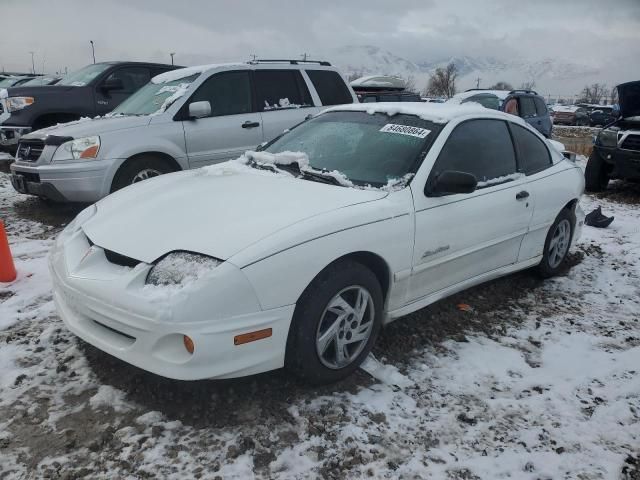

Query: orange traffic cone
0 220 17 282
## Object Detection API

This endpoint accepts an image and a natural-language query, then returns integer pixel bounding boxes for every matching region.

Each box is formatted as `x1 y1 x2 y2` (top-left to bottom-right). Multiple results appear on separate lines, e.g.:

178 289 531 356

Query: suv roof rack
247 59 331 66
508 89 538 95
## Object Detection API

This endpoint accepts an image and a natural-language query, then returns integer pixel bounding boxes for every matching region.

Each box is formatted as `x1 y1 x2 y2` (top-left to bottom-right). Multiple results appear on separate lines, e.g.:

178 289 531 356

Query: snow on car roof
551 105 580 113
350 75 406 89
323 101 519 124
151 63 246 84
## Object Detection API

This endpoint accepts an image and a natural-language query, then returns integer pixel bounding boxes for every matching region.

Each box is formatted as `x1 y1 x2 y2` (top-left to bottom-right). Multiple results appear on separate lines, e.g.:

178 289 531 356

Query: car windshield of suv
58 64 111 86
263 111 441 187
111 74 199 116
0 77 24 87
21 76 58 86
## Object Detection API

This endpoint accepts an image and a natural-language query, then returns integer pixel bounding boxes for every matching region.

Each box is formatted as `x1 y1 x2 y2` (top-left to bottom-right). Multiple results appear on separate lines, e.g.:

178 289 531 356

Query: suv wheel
538 208 575 278
585 150 610 192
285 260 383 384
111 155 175 193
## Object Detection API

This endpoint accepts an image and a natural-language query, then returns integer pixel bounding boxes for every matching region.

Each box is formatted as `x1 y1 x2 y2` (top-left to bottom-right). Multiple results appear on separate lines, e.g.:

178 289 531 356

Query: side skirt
385 256 542 323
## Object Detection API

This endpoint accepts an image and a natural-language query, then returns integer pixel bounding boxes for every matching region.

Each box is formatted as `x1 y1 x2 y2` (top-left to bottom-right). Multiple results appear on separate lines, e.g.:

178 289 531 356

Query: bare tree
489 81 514 91
424 63 458 98
520 80 536 90
578 83 608 104
401 74 417 93
347 71 364 83
609 86 619 106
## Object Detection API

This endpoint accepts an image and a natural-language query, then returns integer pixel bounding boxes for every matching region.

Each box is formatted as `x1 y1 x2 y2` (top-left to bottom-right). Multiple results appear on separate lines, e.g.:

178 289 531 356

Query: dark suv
450 89 553 137
585 81 640 191
0 61 179 153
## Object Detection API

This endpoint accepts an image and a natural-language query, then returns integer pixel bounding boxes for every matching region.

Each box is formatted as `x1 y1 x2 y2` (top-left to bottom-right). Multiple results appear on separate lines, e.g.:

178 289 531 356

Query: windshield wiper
298 169 344 186
248 159 345 186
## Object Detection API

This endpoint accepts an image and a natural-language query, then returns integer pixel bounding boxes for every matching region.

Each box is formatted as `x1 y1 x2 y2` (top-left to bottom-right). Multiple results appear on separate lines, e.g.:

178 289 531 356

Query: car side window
463 94 501 110
306 70 353 106
519 97 537 118
534 97 548 116
510 124 552 175
190 71 252 117
379 94 400 102
431 119 517 187
103 67 151 94
254 70 313 111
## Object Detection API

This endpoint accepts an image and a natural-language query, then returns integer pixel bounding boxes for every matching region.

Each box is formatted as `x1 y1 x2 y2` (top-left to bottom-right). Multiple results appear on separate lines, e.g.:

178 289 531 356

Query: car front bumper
49 228 294 380
598 146 640 180
10 160 113 202
0 125 31 149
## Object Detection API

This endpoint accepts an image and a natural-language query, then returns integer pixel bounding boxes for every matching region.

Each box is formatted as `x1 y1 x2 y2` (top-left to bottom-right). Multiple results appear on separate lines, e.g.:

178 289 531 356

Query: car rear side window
254 70 312 111
104 67 151 93
511 124 552 175
534 97 548 116
190 71 252 116
306 70 353 106
519 97 537 118
432 119 516 186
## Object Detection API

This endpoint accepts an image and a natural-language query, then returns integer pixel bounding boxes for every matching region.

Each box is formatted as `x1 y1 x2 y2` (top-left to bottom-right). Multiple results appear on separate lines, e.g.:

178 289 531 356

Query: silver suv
9 60 357 202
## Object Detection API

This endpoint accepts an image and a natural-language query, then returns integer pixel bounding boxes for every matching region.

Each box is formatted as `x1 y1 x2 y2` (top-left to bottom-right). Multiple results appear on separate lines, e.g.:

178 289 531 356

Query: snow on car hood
617 80 640 119
82 164 388 263
24 115 152 140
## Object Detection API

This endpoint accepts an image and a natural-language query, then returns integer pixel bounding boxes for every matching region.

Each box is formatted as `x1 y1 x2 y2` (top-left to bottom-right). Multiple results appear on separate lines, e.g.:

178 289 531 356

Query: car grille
621 134 640 151
16 139 45 162
103 248 141 268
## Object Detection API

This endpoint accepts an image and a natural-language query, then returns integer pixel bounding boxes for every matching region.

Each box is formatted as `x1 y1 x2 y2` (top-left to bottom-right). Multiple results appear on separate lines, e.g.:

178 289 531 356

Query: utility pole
29 51 35 74
476 77 481 89
89 40 95 64
170 52 175 65
300 53 309 61
249 54 257 62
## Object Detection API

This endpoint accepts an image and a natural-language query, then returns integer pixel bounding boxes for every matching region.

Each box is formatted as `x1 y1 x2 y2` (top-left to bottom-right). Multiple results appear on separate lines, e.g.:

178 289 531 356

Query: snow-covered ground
0 170 638 479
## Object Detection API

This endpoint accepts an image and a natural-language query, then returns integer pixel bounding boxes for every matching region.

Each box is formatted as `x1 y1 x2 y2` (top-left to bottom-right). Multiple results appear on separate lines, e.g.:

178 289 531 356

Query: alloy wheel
548 219 571 268
132 168 162 183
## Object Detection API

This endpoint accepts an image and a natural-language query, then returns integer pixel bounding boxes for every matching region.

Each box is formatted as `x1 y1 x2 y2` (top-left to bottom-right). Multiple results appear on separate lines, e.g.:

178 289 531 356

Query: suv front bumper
597 146 640 179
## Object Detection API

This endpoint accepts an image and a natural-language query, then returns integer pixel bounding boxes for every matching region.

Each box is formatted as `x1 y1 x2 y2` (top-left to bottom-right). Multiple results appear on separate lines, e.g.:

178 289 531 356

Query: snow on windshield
151 63 244 84
152 82 191 115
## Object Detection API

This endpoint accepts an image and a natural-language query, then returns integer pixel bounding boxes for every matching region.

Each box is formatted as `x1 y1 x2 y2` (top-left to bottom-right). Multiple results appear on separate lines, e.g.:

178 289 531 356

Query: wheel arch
108 151 183 194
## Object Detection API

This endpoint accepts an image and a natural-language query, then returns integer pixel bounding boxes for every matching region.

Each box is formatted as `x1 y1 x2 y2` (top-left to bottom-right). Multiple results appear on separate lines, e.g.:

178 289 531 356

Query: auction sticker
380 123 430 138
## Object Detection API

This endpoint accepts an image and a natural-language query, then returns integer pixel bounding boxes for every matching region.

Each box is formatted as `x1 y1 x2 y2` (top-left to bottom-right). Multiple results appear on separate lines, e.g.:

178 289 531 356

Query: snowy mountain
329 46 604 95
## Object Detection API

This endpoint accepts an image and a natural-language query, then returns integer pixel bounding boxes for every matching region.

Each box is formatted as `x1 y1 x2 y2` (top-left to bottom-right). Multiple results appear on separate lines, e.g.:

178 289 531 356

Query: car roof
151 61 340 84
452 89 512 101
322 101 528 126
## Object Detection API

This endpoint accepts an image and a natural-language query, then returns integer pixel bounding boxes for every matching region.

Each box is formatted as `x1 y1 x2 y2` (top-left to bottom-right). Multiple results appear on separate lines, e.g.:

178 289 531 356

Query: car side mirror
426 170 478 196
188 101 211 119
101 77 124 92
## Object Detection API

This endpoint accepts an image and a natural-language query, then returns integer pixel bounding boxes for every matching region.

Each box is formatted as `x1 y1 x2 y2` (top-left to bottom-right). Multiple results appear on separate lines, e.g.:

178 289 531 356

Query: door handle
242 121 260 129
516 190 530 200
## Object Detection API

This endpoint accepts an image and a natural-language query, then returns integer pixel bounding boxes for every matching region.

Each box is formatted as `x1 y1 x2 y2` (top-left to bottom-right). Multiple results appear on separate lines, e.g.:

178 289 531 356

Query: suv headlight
146 251 221 286
596 129 618 148
7 96 35 112
52 136 100 161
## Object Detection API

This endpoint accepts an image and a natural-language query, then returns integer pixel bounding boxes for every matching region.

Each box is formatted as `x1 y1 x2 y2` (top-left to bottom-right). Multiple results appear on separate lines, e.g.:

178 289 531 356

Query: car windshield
21 76 58 86
0 77 23 87
111 74 199 116
263 111 441 187
57 64 111 86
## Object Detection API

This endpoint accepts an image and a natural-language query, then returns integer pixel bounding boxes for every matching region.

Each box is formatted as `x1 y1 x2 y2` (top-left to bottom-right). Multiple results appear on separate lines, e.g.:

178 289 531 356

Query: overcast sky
2 0 639 91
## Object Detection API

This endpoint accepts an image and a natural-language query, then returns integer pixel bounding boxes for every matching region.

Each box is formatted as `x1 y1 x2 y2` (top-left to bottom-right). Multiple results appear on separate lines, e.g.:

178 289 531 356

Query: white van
9 60 358 202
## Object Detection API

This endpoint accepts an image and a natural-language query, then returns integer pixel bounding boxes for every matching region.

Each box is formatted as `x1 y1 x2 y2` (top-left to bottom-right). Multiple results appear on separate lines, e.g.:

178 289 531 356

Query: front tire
585 150 609 192
111 155 175 193
285 260 383 384
537 208 575 278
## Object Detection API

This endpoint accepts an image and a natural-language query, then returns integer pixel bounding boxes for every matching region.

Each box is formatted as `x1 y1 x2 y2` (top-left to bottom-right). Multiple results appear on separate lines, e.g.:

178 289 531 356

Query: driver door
408 119 533 302
94 67 151 115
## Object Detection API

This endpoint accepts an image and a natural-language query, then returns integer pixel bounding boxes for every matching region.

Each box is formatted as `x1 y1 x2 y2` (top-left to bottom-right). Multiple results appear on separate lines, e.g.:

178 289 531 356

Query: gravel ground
0 168 638 479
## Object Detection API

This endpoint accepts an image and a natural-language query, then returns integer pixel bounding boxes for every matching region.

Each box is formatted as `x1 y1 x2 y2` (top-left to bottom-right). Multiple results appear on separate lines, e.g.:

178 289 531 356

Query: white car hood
28 115 151 139
82 168 388 263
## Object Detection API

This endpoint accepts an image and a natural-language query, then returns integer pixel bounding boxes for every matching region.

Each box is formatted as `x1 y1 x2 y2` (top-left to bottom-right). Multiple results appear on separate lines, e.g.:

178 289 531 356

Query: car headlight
146 251 221 286
52 136 101 162
596 129 618 148
7 96 35 112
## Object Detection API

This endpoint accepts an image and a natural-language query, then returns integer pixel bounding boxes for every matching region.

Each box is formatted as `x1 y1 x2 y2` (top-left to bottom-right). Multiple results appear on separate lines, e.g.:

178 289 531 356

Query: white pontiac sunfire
50 102 585 384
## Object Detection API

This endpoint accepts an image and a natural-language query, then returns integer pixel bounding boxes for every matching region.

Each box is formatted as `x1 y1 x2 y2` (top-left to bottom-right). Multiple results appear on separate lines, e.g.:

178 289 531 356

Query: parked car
585 80 640 191
50 102 584 384
10 60 357 202
350 76 421 103
447 89 553 137
19 75 62 87
551 105 589 126
0 61 180 153
588 106 617 126
0 75 35 88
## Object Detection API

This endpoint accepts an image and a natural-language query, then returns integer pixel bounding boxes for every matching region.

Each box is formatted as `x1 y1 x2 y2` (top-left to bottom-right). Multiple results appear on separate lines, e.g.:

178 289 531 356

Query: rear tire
585 150 609 192
537 208 575 278
110 155 175 193
285 260 383 384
